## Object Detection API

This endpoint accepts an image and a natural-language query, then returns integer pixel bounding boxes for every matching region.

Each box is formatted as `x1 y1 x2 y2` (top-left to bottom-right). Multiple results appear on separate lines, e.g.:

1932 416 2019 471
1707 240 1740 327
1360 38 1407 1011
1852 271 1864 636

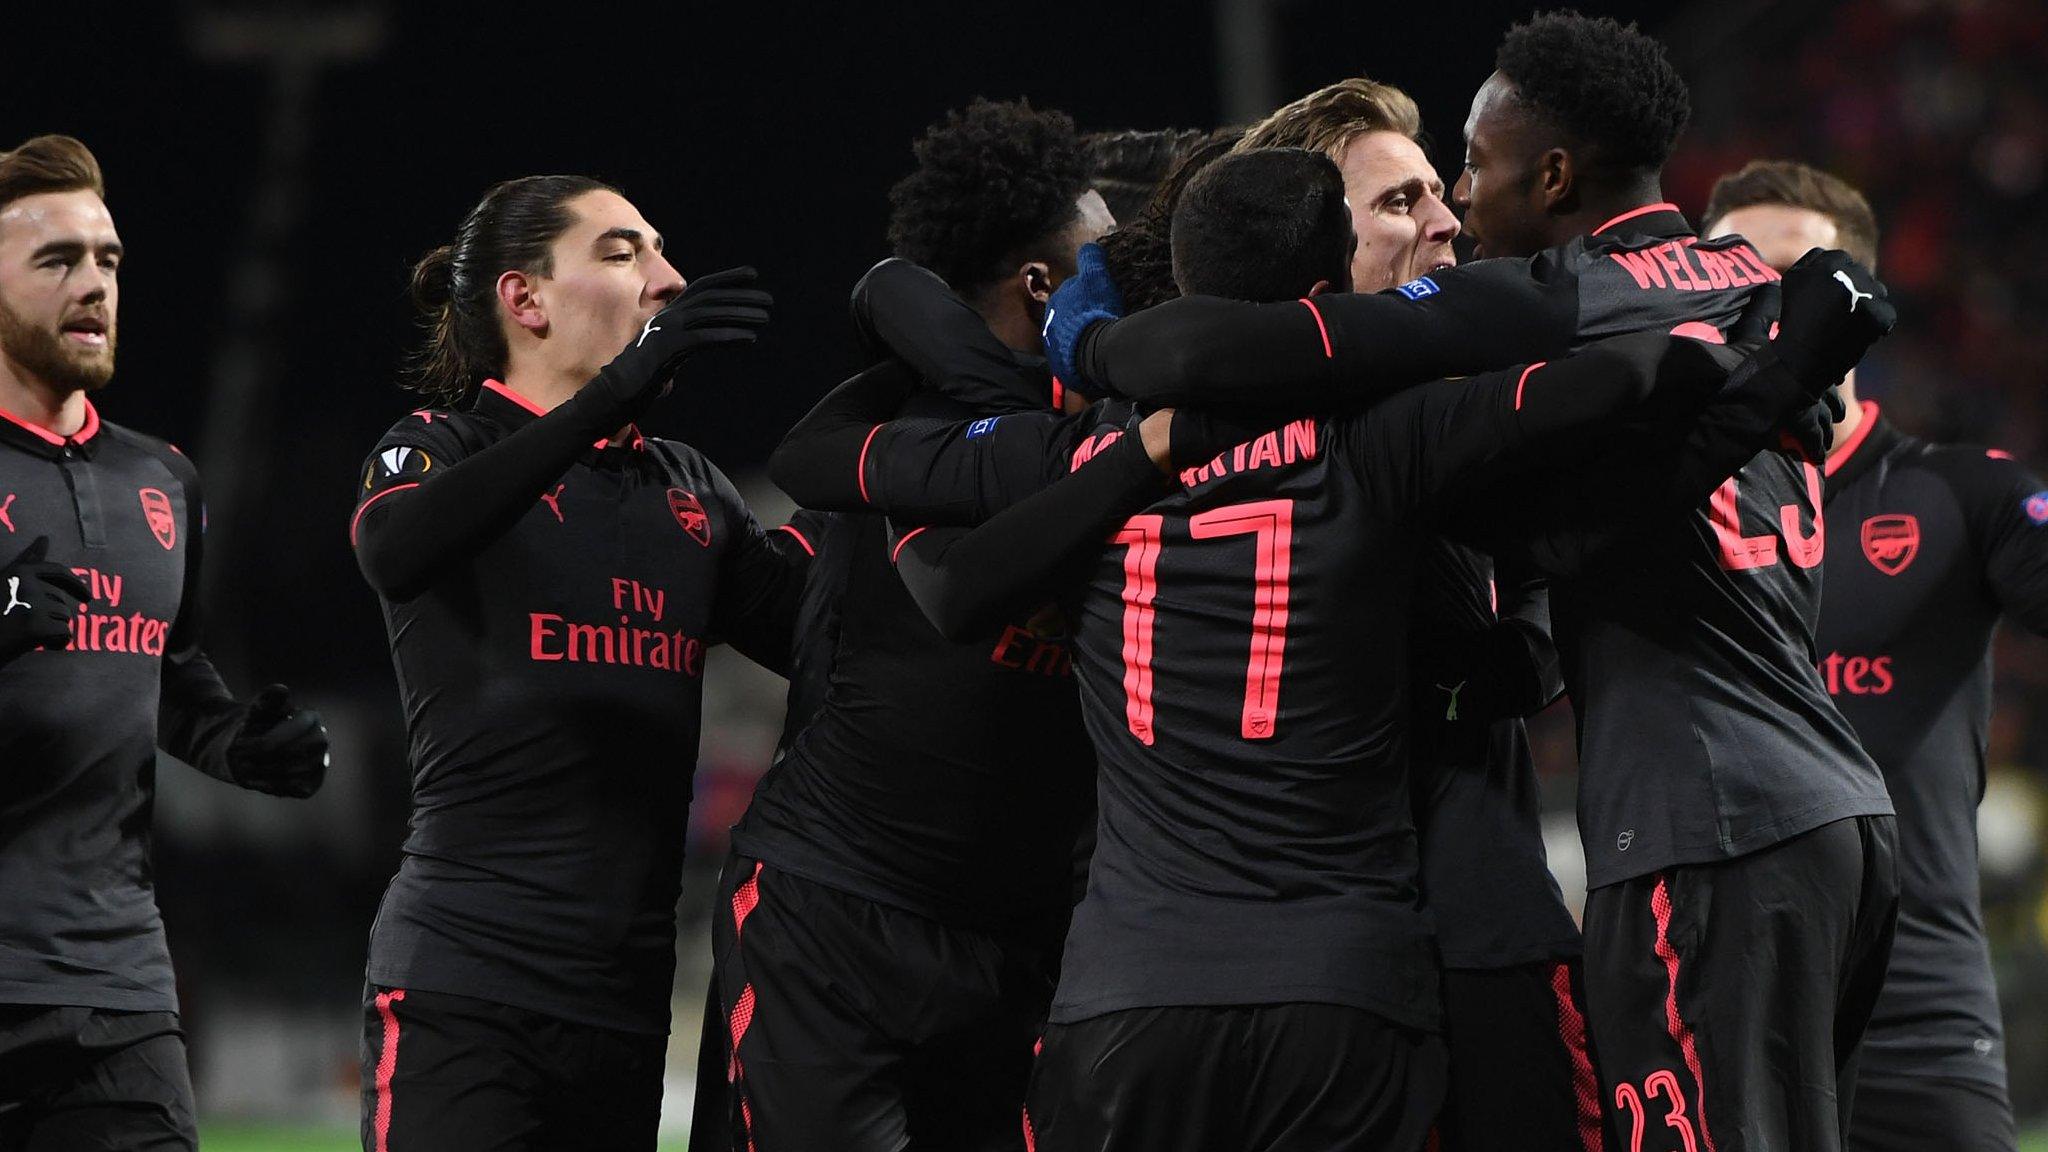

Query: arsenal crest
667 488 712 547
1860 514 1918 576
138 488 176 551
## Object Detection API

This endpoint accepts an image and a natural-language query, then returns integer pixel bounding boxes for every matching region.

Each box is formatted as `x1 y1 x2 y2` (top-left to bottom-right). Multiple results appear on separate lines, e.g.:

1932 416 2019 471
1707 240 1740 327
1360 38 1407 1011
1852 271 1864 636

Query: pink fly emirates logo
988 603 1074 678
1819 652 1895 696
65 566 173 656
529 577 706 676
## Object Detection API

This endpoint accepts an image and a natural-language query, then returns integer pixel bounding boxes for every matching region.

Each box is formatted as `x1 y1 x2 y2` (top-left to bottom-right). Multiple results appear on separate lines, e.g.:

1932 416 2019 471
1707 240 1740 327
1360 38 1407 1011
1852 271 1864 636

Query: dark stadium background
7 0 2045 1143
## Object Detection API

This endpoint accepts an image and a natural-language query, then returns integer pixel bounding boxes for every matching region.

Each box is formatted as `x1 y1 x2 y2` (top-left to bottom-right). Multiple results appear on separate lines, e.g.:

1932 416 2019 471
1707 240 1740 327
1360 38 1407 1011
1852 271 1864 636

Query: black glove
1778 397 1833 465
1772 250 1895 390
585 267 772 416
225 684 329 799
0 537 86 666
1727 282 1780 352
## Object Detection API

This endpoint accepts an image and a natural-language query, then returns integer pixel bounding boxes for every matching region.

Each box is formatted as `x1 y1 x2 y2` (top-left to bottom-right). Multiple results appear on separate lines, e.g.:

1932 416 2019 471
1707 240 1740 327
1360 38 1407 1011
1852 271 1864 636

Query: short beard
0 295 115 394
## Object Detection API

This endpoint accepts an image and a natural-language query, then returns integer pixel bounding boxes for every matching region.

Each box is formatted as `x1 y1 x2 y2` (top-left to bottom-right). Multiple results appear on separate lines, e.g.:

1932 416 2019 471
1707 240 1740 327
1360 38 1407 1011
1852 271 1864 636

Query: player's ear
1539 146 1575 213
1019 261 1054 304
496 269 548 335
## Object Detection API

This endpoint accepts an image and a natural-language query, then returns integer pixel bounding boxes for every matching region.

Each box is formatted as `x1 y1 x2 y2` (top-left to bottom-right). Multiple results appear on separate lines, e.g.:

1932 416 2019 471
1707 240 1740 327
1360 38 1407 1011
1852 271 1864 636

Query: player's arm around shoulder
853 405 1091 526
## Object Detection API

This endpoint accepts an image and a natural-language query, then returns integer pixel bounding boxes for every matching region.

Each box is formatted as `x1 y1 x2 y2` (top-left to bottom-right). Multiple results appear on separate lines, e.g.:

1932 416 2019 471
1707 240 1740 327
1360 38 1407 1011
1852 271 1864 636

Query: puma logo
637 315 662 348
1833 270 1874 313
1435 681 1465 722
540 484 567 523
3 576 26 616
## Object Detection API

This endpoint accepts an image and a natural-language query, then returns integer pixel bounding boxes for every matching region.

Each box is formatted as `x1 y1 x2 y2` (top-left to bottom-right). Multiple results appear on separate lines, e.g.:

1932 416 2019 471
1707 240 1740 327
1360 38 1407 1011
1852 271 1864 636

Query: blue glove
1041 242 1124 397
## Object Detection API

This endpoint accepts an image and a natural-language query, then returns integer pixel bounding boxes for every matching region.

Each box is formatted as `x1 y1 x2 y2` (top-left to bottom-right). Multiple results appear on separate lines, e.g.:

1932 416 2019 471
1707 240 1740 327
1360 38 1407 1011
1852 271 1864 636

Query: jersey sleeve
1077 252 1580 410
702 460 805 678
1448 343 1815 577
346 409 503 600
1477 560 1564 718
146 440 242 782
882 425 1171 639
350 410 475 535
1947 449 2048 635
857 408 1111 525
1341 330 1690 518
851 257 1053 412
767 507 830 563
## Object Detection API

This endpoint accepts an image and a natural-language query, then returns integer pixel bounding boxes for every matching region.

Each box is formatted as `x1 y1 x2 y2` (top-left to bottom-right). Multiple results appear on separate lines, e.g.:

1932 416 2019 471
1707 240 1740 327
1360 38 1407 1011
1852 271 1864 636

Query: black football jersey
0 401 231 1013
1816 402 2048 1084
351 380 796 1034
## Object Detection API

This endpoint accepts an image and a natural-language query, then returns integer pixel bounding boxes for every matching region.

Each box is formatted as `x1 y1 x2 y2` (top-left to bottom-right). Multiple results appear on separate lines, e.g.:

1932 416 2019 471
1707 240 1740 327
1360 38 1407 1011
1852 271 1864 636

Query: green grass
201 1128 354 1152
201 1125 688 1151
2025 1127 2048 1152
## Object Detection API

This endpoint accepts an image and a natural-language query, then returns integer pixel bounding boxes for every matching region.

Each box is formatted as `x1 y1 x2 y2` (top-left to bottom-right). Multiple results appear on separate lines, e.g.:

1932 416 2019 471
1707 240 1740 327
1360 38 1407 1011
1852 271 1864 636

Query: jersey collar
0 396 103 460
472 378 644 451
1590 201 1692 241
1822 400 1898 500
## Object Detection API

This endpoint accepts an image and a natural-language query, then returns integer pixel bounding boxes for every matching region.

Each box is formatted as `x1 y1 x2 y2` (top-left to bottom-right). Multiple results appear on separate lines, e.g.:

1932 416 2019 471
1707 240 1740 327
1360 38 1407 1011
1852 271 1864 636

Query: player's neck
1556 179 1672 247
1828 372 1863 463
0 364 89 438
501 363 635 445
499 361 582 416
971 292 1044 357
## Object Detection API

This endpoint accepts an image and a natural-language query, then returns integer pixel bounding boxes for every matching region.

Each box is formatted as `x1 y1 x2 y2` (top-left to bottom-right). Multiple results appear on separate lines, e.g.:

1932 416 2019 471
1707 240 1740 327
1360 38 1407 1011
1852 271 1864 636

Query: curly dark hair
886 98 1093 297
1495 10 1690 176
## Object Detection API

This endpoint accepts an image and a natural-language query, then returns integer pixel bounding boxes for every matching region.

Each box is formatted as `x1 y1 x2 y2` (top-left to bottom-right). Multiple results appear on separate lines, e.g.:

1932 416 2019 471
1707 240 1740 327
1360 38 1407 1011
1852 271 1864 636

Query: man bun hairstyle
0 135 106 214
1495 10 1691 176
1170 148 1352 303
1083 128 1209 224
407 174 614 405
886 98 1093 298
1095 129 1243 313
1703 159 1880 270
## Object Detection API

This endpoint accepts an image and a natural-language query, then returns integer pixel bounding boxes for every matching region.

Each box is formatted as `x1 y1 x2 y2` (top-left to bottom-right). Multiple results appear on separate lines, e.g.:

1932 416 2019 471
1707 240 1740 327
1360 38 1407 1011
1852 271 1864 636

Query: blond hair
1234 78 1423 160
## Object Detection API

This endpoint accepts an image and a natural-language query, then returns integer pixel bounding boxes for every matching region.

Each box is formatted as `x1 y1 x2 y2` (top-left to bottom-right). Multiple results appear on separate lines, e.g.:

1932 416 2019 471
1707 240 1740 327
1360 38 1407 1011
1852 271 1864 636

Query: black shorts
703 852 1059 1152
1581 815 1898 1152
357 984 666 1152
0 1005 193 1152
1436 959 1602 1152
1846 1073 2016 1152
1025 1003 1446 1152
